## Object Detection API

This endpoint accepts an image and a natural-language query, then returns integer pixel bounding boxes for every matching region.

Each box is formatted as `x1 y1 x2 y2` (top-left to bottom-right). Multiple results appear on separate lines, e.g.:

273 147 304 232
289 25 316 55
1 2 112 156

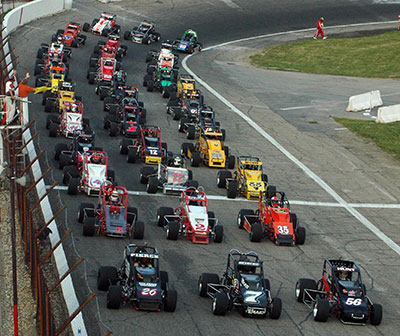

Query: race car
181 127 235 169
83 12 121 37
156 187 223 243
87 57 119 85
172 29 202 53
171 73 196 100
216 156 267 199
91 35 128 64
198 249 282 318
55 130 97 169
98 70 128 102
119 126 168 165
139 154 198 194
97 244 177 311
146 52 177 77
44 81 81 113
145 41 179 63
36 63 68 103
167 89 204 121
77 182 144 238
143 65 178 98
52 22 87 47
46 102 90 138
36 39 70 65
124 21 161 44
62 150 115 196
236 186 306 245
295 259 382 325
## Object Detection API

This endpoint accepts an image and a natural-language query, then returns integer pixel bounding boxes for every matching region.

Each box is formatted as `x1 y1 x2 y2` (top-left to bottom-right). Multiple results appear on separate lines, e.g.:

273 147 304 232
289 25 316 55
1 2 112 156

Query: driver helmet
57 36 63 43
271 196 279 208
110 190 119 203
338 271 348 280
173 155 183 167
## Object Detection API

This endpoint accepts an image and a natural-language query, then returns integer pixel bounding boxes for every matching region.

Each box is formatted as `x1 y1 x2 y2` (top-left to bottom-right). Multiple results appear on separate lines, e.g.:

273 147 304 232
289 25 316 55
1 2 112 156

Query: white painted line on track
219 0 241 9
48 185 400 208
181 21 400 256
280 105 313 111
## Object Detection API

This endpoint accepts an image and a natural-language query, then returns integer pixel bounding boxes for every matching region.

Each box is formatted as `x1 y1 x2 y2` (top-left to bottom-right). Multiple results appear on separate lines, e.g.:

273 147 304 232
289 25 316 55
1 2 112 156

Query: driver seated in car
338 271 350 281
270 196 279 208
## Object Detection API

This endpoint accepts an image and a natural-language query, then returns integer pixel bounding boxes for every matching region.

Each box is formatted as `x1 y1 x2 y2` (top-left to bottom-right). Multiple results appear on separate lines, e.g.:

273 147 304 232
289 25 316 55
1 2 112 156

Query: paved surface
8 0 400 335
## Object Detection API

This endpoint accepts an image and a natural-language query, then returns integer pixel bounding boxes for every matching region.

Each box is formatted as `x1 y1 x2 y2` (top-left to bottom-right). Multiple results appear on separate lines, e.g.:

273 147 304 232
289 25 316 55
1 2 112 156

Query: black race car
198 249 282 318
295 258 383 325
97 244 177 312
124 21 160 44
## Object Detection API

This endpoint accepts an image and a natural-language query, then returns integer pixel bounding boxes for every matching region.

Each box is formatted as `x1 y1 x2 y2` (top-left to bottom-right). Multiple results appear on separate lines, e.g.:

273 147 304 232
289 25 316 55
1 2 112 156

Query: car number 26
277 225 289 234
141 288 157 296
345 298 362 306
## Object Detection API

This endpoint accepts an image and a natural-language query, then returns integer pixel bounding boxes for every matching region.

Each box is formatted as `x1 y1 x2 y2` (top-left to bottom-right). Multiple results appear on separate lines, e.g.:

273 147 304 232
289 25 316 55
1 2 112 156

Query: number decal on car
194 223 206 231
173 173 183 182
345 298 362 306
141 288 157 296
244 290 262 303
277 226 289 234
149 149 158 155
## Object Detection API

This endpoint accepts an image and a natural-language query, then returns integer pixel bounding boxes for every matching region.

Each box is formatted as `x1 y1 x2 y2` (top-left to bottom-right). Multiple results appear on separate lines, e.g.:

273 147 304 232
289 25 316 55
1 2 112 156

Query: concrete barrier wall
376 104 400 123
346 90 383 112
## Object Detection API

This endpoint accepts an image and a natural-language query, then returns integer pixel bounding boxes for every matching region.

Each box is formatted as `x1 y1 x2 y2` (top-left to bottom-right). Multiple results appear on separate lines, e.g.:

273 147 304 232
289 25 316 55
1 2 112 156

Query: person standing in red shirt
314 17 327 39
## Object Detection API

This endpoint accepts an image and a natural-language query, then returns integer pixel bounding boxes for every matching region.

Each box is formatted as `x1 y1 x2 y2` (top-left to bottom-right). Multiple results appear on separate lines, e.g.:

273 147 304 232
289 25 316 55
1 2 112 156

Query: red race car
53 22 87 47
237 186 306 245
87 57 118 85
156 187 223 244
78 182 144 238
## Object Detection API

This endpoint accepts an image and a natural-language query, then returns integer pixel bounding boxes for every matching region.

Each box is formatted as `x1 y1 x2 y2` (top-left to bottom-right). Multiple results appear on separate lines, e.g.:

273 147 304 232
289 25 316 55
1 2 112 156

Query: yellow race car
217 156 268 199
44 81 81 113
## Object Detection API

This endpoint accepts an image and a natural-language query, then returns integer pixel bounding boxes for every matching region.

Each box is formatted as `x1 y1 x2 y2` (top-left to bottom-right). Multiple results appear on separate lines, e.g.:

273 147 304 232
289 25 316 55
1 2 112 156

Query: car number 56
345 298 362 305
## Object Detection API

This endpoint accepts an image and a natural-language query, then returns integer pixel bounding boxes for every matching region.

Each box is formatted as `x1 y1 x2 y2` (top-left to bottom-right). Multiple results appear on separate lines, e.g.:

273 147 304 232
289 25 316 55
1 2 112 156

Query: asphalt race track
10 0 400 335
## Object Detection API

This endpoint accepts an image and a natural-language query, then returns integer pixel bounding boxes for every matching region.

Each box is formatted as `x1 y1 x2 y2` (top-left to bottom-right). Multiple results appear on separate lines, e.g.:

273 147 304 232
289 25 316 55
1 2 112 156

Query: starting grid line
49 185 400 209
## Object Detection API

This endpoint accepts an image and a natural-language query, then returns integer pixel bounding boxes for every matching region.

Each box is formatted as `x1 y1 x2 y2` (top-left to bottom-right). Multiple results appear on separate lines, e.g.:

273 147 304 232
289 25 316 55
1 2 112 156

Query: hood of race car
105 205 127 235
178 40 189 51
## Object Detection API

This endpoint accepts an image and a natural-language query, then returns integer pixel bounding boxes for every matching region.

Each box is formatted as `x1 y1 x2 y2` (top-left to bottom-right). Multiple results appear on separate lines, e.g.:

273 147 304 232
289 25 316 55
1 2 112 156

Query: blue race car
173 29 202 53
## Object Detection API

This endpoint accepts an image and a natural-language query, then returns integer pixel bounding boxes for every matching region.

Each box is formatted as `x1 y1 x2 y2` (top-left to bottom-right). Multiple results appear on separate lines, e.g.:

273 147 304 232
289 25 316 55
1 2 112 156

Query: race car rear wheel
179 117 190 132
83 216 95 236
216 170 232 188
227 155 236 170
140 166 155 184
157 207 174 227
296 226 306 245
59 154 73 170
82 22 90 32
198 273 219 297
186 125 196 140
164 289 177 312
237 209 255 229
269 297 282 319
54 143 68 161
147 177 158 194
107 169 115 184
44 99 55 113
313 298 330 322
147 80 154 92
49 122 58 138
262 174 268 183
166 221 180 240
123 31 130 40
213 291 229 316
208 211 216 229
46 114 58 129
99 87 108 100
78 203 95 223
190 152 201 167
370 303 383 325
88 72 95 85
214 225 223 243
266 185 277 198
133 221 144 239
221 129 226 141
109 122 118 137
107 285 122 309
227 180 238 199
119 139 132 155
127 148 138 163
187 180 199 189
67 177 80 195
127 207 138 225
295 278 317 303
249 222 263 242
162 86 170 98
97 266 118 291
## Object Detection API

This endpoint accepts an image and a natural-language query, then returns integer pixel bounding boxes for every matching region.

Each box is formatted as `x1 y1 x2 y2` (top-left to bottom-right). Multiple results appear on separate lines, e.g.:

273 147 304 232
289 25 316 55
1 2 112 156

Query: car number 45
345 298 362 305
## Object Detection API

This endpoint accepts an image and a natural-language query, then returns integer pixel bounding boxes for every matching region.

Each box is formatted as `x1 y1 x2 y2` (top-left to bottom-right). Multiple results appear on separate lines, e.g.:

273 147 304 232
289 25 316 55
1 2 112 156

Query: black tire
109 122 118 137
83 216 95 236
147 80 154 92
160 270 169 291
127 207 138 225
214 225 223 243
83 23 90 32
249 222 263 242
269 297 282 319
99 87 108 100
161 142 168 152
227 155 235 169
289 213 298 229
237 209 254 229
88 72 95 84
59 154 72 170
147 176 158 194
370 303 383 325
166 221 180 240
54 143 68 160
140 166 155 184
42 91 52 106
190 152 201 167
107 285 122 309
266 185 277 198
164 289 178 312
46 114 58 129
207 211 216 229
67 177 80 195
49 122 58 137
172 108 182 121
296 226 306 245
186 125 196 140
123 31 130 40
107 170 115 184
212 291 229 316
133 220 145 239
143 74 150 87
216 170 232 188
104 97 114 111
262 173 268 183
127 148 137 163
97 266 118 291
295 278 317 303
227 180 238 199
156 207 174 227
180 143 191 157
45 99 54 113
313 298 330 322
178 117 190 133
221 129 226 141
78 203 94 223
119 139 132 155
198 273 219 297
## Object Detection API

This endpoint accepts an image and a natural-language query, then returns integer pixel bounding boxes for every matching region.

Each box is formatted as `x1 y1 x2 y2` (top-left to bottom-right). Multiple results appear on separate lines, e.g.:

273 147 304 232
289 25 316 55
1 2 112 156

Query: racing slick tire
49 122 58 137
127 207 138 225
227 155 236 169
99 87 108 100
162 86 170 98
166 221 180 240
116 51 123 61
46 114 58 129
266 185 277 198
102 28 110 37
227 180 238 199
67 177 80 195
140 166 155 184
156 207 174 227
41 91 52 106
164 289 178 312
289 213 298 229
237 209 255 229
221 129 226 141
216 170 232 188
147 176 158 194
179 117 190 133
109 122 118 137
143 74 151 87
313 298 330 322
269 297 282 319
295 278 317 303
123 31 130 40
107 285 122 309
295 226 306 245
36 48 44 59
160 271 169 291
107 170 115 184
83 118 90 129
186 125 196 140
83 23 90 32
147 80 154 92
103 97 115 112
86 67 95 79
143 37 151 45
83 216 95 236
214 225 223 243
133 220 145 239
198 273 219 297
54 143 68 161
34 64 42 76
172 108 182 121
127 148 138 163
59 154 72 170
44 99 54 113
71 39 78 48
370 303 383 325
145 52 153 63
161 142 168 152
223 146 229 157
88 72 95 84
212 291 229 316
62 165 78 184
119 139 132 155
114 24 121 34
97 266 117 291
187 180 199 188
78 203 94 223
249 222 263 242
180 143 192 157
262 173 268 183
190 152 201 167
